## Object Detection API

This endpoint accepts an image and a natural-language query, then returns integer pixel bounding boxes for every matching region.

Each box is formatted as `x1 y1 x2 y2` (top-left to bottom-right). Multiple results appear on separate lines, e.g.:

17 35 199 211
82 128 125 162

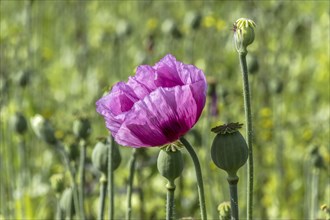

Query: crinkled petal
154 54 206 88
126 65 157 99
114 84 203 147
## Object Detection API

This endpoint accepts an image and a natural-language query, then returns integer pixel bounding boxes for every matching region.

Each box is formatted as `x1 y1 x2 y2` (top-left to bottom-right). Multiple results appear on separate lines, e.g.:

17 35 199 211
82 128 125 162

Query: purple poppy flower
96 54 207 147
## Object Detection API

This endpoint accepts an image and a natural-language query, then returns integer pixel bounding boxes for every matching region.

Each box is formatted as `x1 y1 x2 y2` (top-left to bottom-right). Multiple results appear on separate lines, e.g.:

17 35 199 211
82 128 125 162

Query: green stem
179 137 207 220
79 139 86 220
239 52 254 220
227 175 239 220
126 148 137 220
108 136 114 220
98 175 107 220
56 143 80 219
310 169 319 220
166 181 176 220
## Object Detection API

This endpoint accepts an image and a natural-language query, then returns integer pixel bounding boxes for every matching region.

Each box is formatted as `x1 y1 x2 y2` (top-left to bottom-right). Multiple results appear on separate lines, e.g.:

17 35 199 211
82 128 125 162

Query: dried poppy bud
73 117 91 139
157 142 184 184
211 122 248 177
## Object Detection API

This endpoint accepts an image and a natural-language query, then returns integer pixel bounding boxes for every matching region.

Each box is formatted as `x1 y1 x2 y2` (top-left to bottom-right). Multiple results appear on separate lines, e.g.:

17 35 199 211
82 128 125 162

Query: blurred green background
1 0 329 219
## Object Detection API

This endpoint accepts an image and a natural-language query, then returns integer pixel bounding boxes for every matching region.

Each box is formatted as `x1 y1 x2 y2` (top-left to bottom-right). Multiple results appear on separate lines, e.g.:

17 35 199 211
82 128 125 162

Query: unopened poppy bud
157 142 184 185
30 114 57 145
50 173 65 195
211 122 248 177
73 117 91 139
11 112 28 135
92 138 121 174
217 201 231 220
59 188 75 217
234 18 256 54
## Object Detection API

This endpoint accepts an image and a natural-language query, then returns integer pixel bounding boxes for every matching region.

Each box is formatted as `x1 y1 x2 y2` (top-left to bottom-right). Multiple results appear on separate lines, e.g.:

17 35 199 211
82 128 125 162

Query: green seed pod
59 188 75 218
157 143 184 183
217 201 231 220
73 117 91 139
211 123 248 177
30 114 57 145
11 112 28 135
92 137 121 174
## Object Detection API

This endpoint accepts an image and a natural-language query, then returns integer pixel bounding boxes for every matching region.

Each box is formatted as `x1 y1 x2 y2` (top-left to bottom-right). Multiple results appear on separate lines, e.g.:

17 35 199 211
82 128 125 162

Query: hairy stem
166 181 176 220
98 175 107 220
228 175 239 220
78 139 86 220
239 52 254 220
126 148 137 220
180 137 207 220
108 136 114 220
56 143 80 219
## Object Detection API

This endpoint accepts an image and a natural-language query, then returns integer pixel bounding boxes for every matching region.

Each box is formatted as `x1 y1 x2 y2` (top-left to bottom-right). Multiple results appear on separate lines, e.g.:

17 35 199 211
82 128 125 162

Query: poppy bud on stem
233 17 256 220
157 143 184 220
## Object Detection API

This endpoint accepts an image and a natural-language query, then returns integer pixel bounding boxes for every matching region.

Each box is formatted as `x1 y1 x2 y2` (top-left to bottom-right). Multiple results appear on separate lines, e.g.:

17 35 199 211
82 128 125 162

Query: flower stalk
56 143 80 219
239 51 254 220
98 175 107 220
108 136 114 220
227 175 239 220
166 181 176 220
234 18 256 220
180 137 207 220
78 139 87 220
126 148 137 220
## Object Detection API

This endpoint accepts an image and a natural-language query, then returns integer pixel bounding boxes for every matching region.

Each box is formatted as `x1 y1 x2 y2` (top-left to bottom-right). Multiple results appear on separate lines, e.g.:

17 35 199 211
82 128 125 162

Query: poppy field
0 1 329 220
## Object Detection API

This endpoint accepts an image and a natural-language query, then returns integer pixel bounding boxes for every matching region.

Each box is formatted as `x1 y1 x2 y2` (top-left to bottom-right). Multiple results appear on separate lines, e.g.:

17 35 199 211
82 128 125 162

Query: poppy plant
96 54 207 147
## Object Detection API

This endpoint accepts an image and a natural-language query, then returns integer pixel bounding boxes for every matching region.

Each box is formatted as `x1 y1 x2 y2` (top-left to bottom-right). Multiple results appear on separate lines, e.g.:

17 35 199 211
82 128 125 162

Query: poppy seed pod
92 138 121 174
73 117 91 139
157 143 184 184
211 123 248 177
11 112 28 135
